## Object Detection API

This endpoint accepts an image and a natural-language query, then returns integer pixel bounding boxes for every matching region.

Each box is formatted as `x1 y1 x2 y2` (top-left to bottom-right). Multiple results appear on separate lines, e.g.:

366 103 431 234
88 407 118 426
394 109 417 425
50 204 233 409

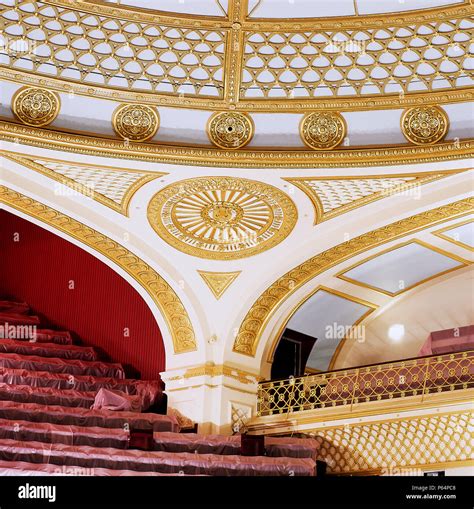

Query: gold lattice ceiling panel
0 1 472 110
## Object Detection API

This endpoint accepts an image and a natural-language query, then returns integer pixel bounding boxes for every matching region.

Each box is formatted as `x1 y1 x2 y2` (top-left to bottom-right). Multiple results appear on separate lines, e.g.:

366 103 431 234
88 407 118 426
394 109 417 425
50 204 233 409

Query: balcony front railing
257 350 474 417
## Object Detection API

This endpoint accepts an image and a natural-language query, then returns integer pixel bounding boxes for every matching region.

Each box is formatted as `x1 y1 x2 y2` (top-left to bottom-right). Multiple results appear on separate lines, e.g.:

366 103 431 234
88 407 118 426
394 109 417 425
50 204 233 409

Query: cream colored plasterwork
0 186 197 354
2 152 164 216
233 198 474 356
285 170 468 224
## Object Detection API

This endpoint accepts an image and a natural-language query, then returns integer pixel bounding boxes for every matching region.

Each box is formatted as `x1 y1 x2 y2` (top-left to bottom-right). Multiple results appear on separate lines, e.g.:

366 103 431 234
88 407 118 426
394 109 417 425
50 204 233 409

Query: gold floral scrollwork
12 87 60 127
0 186 197 354
112 104 160 142
401 106 449 145
207 112 254 149
300 112 346 150
147 177 297 260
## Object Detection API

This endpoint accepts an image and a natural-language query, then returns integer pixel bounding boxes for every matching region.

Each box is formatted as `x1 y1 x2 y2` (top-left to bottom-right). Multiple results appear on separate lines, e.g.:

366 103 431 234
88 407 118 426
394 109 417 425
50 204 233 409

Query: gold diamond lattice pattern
147 177 297 260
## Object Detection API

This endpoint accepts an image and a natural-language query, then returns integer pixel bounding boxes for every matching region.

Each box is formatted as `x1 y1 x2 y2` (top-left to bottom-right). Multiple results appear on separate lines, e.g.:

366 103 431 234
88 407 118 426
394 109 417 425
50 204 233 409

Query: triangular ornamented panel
3 153 165 216
198 270 241 299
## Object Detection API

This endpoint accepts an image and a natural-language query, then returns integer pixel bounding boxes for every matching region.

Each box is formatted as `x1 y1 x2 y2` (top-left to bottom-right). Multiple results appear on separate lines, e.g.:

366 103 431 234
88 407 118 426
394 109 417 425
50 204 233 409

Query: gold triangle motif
284 170 467 224
198 271 241 299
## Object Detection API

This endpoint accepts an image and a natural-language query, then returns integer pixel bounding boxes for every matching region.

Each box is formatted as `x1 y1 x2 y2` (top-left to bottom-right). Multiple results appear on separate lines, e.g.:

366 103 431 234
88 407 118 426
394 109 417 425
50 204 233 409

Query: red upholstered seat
0 367 160 409
0 418 129 449
0 459 183 476
0 352 125 378
0 338 98 361
0 401 178 432
0 313 40 325
0 302 30 314
0 438 316 476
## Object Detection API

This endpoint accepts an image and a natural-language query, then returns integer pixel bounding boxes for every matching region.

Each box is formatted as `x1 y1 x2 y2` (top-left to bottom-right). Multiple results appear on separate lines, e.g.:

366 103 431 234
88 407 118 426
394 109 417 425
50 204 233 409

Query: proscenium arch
232 198 474 358
0 185 197 357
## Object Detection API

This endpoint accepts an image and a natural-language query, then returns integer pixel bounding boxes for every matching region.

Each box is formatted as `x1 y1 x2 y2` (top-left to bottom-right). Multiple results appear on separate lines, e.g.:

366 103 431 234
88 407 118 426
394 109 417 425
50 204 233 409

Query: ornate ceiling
0 0 473 378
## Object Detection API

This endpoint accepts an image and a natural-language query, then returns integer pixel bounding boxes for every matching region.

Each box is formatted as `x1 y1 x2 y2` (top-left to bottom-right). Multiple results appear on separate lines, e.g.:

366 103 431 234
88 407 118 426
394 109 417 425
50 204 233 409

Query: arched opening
0 209 165 379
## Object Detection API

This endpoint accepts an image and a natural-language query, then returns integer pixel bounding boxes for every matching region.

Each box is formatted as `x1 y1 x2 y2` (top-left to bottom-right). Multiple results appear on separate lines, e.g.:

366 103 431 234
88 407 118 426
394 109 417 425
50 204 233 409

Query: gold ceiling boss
12 87 60 127
112 104 160 142
401 106 449 145
300 112 347 150
207 112 254 149
147 177 297 260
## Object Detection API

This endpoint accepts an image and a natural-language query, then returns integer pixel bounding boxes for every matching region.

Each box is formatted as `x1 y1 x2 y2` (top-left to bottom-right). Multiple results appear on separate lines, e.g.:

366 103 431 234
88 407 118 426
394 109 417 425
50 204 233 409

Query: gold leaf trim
0 186 197 354
233 198 474 356
0 121 471 169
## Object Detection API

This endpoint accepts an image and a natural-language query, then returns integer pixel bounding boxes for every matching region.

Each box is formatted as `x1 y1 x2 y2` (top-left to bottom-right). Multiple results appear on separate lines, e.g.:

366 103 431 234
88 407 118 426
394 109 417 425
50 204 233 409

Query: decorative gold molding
300 112 346 151
337 239 470 297
432 218 474 252
233 198 474 356
12 87 60 127
2 70 472 112
284 170 468 224
0 186 197 354
147 176 297 260
198 270 241 299
401 106 449 145
1 152 164 216
164 363 262 385
0 121 471 169
207 112 254 149
112 104 160 142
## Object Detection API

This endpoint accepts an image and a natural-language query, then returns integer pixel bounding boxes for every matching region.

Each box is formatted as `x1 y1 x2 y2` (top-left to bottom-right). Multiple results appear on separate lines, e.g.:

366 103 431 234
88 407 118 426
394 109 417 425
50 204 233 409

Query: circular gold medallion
12 87 60 127
112 104 159 142
300 112 346 150
148 177 297 260
207 112 254 149
401 106 449 145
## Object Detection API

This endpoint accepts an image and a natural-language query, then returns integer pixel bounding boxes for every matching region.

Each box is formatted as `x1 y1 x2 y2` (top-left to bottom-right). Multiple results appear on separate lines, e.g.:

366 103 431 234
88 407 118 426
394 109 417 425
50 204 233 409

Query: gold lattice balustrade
257 350 474 417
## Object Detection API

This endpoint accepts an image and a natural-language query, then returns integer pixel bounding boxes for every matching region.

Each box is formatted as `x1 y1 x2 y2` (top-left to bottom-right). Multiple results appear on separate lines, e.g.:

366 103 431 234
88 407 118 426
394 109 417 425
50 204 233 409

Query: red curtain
0 210 165 379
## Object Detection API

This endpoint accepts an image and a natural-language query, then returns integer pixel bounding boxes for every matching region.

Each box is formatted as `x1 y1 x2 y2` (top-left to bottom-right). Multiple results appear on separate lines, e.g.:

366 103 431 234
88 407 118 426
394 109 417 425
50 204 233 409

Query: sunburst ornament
148 177 297 260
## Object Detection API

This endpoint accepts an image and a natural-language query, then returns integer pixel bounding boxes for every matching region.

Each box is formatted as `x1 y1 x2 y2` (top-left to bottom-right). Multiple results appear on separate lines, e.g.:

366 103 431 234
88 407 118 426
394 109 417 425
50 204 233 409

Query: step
0 313 40 325
0 338 98 361
0 418 129 449
0 367 161 409
0 459 179 476
153 432 319 460
0 382 97 409
0 400 179 432
0 438 316 476
0 352 124 379
0 302 29 314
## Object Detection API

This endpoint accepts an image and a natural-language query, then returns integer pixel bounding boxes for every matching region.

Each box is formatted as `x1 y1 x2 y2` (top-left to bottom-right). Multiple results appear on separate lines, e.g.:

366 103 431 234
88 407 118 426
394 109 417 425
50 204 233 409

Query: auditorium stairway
0 300 318 476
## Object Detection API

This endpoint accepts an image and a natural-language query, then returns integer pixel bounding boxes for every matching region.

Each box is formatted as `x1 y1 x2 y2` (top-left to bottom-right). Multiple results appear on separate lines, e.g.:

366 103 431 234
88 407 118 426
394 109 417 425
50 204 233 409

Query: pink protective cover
92 388 142 413
0 338 97 361
419 325 474 356
0 438 315 476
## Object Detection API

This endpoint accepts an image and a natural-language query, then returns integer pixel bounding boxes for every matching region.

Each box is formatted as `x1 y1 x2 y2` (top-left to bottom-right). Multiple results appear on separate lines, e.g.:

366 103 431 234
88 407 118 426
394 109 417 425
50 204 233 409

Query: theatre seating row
0 300 319 476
